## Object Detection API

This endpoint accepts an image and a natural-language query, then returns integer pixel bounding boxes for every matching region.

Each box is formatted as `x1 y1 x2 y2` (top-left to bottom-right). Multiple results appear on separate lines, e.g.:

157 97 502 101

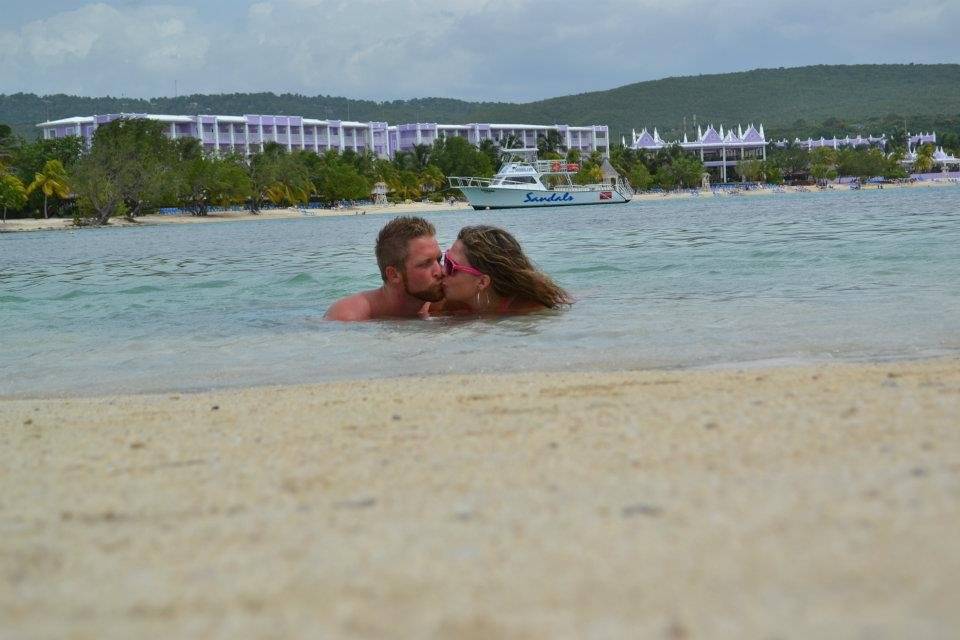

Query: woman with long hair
436 225 571 315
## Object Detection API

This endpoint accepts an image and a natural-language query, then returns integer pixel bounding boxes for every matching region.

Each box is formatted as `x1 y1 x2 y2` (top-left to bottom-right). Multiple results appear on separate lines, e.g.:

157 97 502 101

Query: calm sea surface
2 187 959 397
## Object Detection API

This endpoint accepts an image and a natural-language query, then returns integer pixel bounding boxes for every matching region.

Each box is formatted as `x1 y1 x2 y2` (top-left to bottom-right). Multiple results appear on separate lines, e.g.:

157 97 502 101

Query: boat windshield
493 175 538 185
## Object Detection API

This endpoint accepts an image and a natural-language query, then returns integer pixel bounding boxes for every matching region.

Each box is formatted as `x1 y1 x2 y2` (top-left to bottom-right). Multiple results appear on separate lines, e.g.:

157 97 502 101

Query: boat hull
459 186 630 210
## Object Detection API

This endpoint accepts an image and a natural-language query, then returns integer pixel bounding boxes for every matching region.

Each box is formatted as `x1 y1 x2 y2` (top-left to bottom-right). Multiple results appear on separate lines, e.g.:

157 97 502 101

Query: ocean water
2 187 959 397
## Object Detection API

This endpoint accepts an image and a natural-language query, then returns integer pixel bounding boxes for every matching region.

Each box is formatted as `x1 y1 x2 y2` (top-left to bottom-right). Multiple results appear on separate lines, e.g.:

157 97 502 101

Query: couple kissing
324 216 570 321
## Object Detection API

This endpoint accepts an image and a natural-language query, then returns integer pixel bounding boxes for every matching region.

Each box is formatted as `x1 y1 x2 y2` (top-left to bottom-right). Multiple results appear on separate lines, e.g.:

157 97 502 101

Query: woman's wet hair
457 225 571 309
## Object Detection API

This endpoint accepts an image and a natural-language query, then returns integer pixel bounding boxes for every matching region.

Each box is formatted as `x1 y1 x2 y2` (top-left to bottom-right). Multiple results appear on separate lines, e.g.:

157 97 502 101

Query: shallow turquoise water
3 187 960 397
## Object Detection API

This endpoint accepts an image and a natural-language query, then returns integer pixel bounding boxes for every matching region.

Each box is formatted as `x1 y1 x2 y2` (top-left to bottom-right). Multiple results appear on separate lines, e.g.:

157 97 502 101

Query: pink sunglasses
442 251 484 277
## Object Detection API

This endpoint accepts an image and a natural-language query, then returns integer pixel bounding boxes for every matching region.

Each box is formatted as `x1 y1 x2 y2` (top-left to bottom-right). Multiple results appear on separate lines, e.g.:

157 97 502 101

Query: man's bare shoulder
324 291 377 321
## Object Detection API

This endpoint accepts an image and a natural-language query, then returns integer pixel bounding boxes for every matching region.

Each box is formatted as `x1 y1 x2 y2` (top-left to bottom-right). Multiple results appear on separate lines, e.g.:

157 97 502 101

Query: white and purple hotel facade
37 113 610 159
629 124 768 182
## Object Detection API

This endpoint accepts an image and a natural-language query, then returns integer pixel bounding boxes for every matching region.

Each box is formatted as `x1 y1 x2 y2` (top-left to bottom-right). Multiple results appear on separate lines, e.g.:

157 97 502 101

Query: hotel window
278 125 287 134
330 128 339 135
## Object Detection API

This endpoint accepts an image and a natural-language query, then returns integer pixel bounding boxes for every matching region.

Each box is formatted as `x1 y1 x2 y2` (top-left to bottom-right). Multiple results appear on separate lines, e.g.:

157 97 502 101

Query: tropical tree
179 152 251 215
735 159 764 182
418 164 446 197
760 160 783 184
627 162 652 191
71 118 179 223
884 149 908 180
8 137 83 217
500 133 523 150
809 163 837 185
308 151 370 204
537 130 564 155
391 150 413 172
808 147 838 184
411 144 432 171
70 118 177 224
767 145 808 181
27 159 71 218
808 147 838 168
477 139 500 170
574 163 603 186
209 155 253 208
248 143 313 209
388 170 421 202
0 172 28 222
430 136 493 179
71 159 125 224
913 144 935 173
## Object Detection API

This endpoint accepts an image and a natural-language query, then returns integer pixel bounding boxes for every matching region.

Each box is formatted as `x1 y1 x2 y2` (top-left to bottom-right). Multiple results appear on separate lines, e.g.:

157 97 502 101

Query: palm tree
0 172 28 222
913 144 935 173
27 159 71 219
501 133 523 150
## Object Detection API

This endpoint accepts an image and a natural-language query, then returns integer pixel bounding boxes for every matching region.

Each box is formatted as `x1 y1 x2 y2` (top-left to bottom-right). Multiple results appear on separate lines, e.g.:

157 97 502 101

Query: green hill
3 64 959 143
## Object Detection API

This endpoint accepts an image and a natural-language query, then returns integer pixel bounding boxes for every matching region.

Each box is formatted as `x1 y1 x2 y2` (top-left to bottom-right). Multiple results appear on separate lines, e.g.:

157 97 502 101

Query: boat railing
448 176 493 188
553 182 634 198
450 176 546 188
534 160 581 174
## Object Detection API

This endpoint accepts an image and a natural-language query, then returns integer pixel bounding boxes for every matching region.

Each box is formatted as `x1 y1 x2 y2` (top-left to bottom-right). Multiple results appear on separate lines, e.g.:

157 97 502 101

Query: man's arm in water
324 292 374 321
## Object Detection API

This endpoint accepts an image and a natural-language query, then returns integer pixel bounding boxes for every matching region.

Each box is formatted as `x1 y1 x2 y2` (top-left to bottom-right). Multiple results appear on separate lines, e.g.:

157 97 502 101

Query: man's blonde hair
375 216 436 280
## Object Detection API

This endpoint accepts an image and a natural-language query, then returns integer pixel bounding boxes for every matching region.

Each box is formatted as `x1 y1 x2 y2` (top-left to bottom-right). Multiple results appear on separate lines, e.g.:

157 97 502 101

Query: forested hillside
3 64 959 143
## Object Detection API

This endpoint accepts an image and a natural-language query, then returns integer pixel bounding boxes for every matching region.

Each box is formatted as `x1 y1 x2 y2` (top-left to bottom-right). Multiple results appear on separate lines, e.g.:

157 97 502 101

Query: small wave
560 264 624 274
187 280 233 289
0 294 29 303
53 290 96 300
282 273 318 286
119 285 162 294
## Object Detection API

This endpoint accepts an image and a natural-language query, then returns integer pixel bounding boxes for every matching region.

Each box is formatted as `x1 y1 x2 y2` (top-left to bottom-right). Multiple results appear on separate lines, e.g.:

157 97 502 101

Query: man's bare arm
324 293 374 321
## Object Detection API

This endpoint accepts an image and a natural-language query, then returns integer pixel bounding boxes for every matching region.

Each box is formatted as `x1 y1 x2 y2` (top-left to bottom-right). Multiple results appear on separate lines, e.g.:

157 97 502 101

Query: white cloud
0 3 209 95
0 0 956 100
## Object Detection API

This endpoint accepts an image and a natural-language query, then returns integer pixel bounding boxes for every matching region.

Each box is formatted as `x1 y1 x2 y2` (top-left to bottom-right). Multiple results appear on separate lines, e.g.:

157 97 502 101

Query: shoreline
3 356 959 637
0 200 472 233
3 349 957 402
2 179 957 233
630 175 959 201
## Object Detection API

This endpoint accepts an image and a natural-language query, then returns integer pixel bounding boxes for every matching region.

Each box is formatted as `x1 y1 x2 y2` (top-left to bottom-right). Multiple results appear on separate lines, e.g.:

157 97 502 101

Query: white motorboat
448 149 632 210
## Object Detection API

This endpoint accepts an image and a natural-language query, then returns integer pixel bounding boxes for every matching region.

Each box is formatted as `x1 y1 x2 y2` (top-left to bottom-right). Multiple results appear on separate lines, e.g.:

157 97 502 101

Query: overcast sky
1 0 957 102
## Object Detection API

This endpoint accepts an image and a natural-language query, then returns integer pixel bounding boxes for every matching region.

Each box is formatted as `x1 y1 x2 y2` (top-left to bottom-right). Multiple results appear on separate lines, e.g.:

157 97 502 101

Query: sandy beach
628 177 960 202
2 357 959 639
0 200 472 233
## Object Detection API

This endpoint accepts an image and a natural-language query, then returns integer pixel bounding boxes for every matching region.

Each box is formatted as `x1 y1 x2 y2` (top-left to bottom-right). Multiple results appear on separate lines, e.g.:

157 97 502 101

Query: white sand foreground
2 358 959 639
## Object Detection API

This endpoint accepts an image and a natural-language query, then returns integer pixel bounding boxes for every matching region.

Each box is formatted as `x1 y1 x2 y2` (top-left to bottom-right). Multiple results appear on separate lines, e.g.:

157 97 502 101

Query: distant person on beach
432 225 571 316
324 216 443 321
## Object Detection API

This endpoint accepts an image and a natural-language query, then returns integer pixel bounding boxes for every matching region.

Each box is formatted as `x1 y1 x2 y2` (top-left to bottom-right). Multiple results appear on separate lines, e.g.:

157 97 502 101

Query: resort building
37 114 611 159
775 134 889 150
387 123 609 157
901 146 960 171
38 113 391 158
771 131 939 153
908 132 937 151
628 124 767 182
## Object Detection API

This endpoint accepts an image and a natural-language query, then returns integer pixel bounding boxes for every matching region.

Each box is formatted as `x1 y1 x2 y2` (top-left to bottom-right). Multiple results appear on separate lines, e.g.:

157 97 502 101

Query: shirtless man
324 216 444 321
